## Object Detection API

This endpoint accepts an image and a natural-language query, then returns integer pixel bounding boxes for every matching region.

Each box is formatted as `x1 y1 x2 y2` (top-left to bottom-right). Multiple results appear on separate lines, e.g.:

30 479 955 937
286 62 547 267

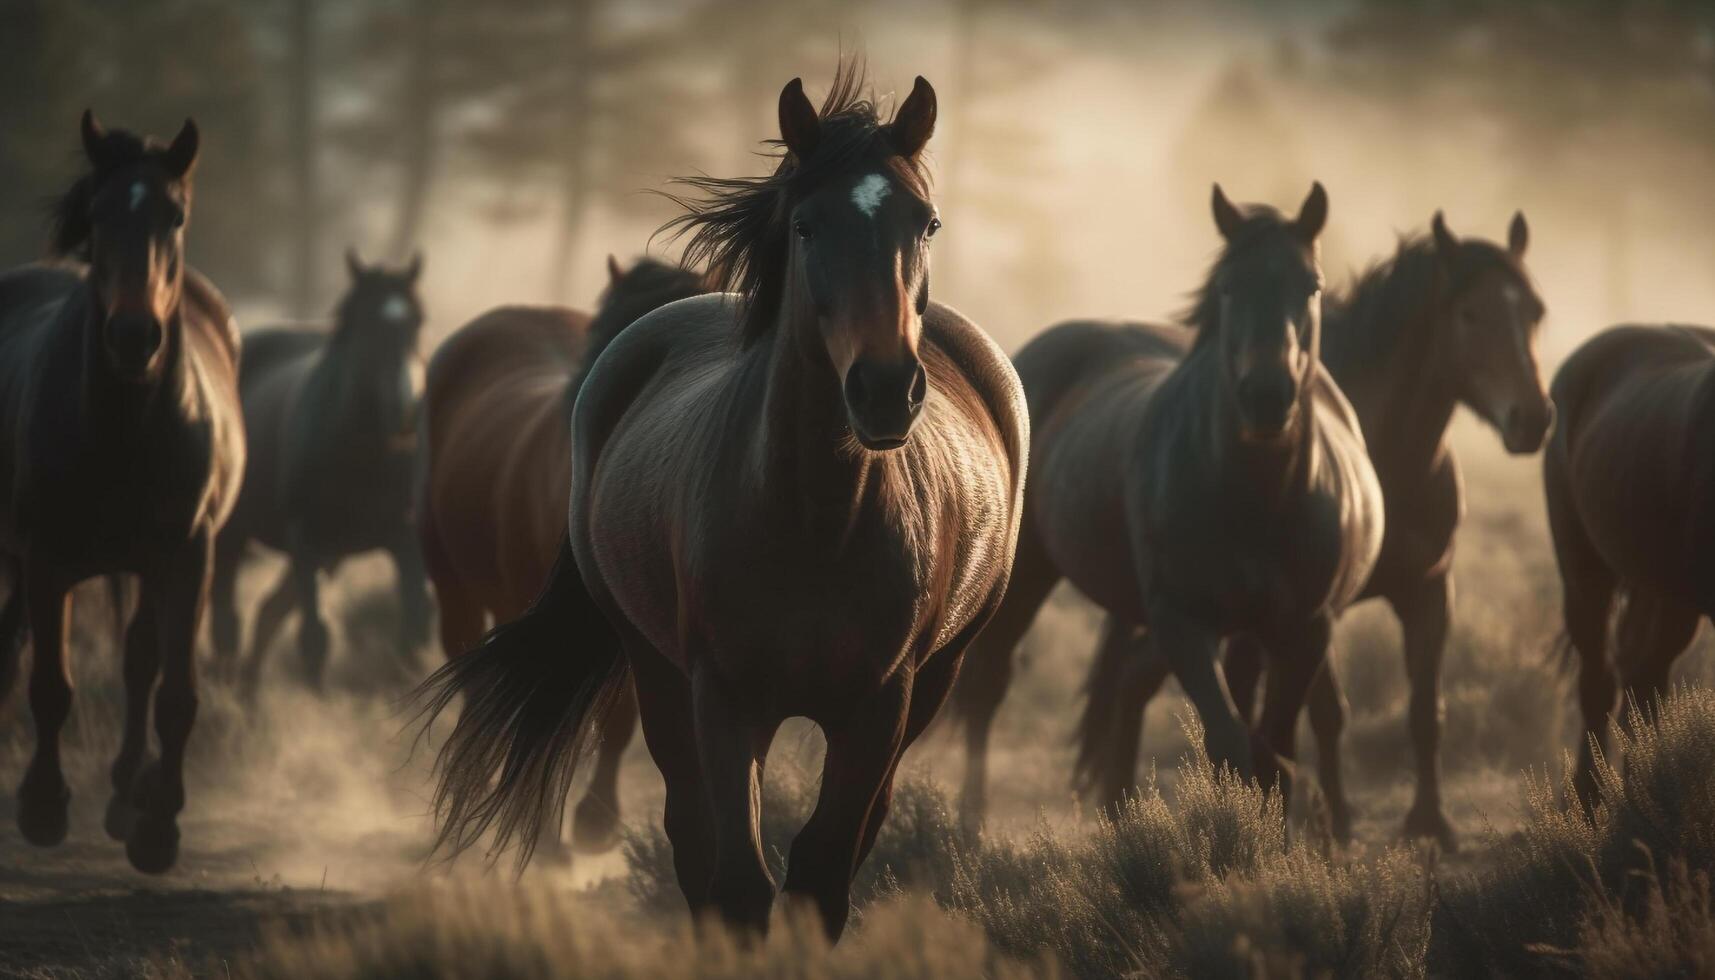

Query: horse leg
389 532 432 669
1224 633 1266 723
1148 599 1251 779
951 532 1058 835
126 530 210 874
1076 618 1167 813
1254 615 1334 809
1615 591 1699 731
691 663 778 935
104 592 159 841
290 555 330 692
572 672 637 853
782 670 910 941
1546 455 1616 811
208 535 243 683
240 563 297 700
15 568 71 846
0 563 27 712
1305 656 1353 843
1388 573 1455 846
630 641 715 912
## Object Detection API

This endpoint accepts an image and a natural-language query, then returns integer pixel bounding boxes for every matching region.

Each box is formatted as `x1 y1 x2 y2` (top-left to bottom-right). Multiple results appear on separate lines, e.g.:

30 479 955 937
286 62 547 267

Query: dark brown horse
210 251 430 693
0 112 244 873
951 184 1384 831
417 256 705 854
1545 323 1715 805
421 67 1027 941
1068 213 1551 845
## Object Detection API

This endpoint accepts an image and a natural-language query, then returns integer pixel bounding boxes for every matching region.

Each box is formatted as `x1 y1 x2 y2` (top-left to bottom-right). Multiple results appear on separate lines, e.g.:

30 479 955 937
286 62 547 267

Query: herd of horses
0 63 1712 943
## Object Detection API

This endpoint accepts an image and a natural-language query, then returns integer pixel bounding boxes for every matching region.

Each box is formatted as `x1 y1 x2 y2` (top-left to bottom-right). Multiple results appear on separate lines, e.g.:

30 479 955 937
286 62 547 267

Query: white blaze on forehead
128 181 147 212
851 173 892 218
381 294 413 323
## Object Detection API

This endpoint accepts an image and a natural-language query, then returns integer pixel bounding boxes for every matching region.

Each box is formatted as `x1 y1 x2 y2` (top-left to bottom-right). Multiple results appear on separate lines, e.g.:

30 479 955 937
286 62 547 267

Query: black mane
566 257 709 409
1178 203 1307 350
656 59 930 348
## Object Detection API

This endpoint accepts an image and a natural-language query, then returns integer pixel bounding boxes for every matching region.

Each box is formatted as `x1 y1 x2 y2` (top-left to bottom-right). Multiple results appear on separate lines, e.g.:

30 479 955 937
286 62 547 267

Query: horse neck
1324 278 1459 480
318 331 416 432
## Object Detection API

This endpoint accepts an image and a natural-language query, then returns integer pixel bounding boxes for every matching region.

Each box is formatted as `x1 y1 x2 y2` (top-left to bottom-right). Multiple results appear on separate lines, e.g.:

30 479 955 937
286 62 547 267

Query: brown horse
417 256 705 854
1068 213 1551 845
0 112 244 873
210 251 430 694
951 184 1385 832
1545 323 1715 806
420 66 1027 941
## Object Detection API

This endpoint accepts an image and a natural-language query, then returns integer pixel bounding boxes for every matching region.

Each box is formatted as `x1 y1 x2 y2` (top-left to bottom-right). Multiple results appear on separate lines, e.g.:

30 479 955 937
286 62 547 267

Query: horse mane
1321 232 1532 376
1176 203 1294 349
1320 236 1443 376
567 258 709 403
47 127 154 261
655 59 930 349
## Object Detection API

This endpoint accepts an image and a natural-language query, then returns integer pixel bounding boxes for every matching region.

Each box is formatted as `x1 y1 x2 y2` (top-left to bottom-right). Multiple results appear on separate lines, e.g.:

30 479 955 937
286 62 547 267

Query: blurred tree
285 0 321 315
1317 0 1715 321
0 0 272 298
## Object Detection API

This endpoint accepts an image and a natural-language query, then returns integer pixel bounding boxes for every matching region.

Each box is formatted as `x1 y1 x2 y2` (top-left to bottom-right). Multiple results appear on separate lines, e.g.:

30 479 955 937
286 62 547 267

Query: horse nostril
844 363 870 410
908 363 927 408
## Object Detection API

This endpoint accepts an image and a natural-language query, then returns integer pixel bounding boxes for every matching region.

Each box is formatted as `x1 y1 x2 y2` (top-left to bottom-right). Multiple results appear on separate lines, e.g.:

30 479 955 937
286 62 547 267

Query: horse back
422 306 589 612
1549 324 1715 607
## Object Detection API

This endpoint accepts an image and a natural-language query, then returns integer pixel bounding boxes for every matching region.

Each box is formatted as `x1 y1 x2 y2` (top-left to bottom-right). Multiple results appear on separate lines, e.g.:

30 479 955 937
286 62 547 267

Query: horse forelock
47 128 179 260
1179 206 1312 344
656 61 931 350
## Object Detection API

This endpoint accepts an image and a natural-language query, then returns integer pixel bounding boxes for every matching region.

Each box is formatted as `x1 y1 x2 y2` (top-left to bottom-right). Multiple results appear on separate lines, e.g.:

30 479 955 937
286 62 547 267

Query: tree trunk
287 0 320 316
388 0 439 260
549 0 595 302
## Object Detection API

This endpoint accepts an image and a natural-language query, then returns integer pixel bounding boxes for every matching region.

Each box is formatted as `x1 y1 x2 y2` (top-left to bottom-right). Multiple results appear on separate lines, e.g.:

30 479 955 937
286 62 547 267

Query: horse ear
164 118 200 178
346 247 366 281
1294 181 1328 242
890 76 937 158
406 250 423 282
778 77 820 161
607 254 626 285
1211 184 1244 241
80 109 108 168
1508 211 1529 258
1432 210 1459 259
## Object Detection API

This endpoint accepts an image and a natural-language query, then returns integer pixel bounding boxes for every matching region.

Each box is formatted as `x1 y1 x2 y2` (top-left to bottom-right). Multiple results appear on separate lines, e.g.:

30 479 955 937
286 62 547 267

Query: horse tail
1071 618 1132 797
414 536 625 868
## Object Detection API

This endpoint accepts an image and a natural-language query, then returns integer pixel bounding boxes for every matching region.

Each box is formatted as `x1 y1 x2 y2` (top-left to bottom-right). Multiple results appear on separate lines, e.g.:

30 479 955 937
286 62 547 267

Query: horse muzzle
1235 369 1299 442
1500 399 1554 454
104 314 164 378
843 356 927 451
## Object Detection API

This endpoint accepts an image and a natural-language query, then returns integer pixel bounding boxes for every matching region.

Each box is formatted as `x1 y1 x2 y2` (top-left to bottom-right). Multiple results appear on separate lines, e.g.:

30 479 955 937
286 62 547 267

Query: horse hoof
571 799 621 854
17 776 70 847
1402 804 1457 851
104 794 142 842
126 815 181 874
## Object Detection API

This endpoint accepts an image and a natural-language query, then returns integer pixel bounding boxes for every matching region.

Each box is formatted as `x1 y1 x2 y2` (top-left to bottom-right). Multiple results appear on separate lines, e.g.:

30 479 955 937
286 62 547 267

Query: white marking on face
128 181 146 213
851 173 892 218
381 295 412 323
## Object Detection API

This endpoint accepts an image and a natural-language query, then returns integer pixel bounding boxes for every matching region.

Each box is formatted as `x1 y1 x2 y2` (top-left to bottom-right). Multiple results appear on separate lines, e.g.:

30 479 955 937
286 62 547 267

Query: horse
950 183 1384 832
417 255 706 855
0 112 244 873
1545 323 1715 806
209 250 430 694
1066 212 1550 846
419 66 1028 941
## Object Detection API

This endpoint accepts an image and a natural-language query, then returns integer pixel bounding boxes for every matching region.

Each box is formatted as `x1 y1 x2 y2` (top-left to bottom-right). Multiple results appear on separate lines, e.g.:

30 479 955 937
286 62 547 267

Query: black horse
211 251 429 693
952 184 1386 828
0 112 245 873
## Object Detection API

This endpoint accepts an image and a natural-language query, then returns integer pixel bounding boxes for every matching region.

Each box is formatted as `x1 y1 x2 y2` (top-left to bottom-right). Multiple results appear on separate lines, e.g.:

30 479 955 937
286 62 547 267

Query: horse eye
793 220 813 242
926 217 942 239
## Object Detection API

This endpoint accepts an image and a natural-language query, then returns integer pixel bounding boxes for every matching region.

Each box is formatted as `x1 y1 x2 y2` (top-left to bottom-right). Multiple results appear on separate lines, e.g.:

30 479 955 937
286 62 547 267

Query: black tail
414 537 626 869
1071 619 1134 798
